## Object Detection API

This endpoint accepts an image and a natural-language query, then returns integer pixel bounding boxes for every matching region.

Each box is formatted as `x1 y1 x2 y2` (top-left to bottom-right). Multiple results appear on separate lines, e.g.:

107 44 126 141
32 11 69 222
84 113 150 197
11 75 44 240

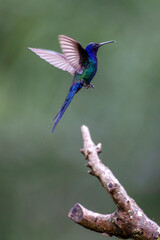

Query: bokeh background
0 0 160 239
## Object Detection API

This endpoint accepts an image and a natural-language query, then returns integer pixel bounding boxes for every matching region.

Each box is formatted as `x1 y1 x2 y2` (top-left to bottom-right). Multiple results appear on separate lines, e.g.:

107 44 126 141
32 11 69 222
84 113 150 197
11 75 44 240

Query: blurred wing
59 35 89 74
28 48 75 76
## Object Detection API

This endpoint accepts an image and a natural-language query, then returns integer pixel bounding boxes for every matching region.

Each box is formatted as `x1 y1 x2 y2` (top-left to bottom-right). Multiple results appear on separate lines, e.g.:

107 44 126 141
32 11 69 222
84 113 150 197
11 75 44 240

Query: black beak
99 40 115 47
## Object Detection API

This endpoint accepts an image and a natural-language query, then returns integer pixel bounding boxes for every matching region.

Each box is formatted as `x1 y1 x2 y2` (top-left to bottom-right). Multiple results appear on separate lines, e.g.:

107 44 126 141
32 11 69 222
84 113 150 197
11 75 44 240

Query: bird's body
29 35 114 133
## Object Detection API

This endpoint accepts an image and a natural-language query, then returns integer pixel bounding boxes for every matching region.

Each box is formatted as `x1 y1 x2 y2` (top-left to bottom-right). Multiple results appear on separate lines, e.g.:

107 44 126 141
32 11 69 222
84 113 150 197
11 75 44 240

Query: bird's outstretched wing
59 35 89 74
28 48 76 76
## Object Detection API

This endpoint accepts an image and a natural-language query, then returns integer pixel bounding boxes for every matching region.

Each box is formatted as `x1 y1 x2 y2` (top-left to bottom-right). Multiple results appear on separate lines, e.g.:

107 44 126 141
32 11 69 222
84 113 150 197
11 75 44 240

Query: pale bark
68 125 160 240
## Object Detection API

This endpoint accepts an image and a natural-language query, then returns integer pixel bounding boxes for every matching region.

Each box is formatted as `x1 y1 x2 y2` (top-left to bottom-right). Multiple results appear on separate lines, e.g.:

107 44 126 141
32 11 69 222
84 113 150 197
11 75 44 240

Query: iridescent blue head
85 40 115 60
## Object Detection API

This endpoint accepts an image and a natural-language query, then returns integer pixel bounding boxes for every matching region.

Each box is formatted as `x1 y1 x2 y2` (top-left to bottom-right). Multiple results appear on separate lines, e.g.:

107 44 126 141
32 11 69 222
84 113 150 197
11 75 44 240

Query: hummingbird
29 35 115 133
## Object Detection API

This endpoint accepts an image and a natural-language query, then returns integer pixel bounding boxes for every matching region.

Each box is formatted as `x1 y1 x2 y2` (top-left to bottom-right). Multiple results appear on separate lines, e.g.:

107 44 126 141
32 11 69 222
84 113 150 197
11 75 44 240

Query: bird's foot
84 83 94 89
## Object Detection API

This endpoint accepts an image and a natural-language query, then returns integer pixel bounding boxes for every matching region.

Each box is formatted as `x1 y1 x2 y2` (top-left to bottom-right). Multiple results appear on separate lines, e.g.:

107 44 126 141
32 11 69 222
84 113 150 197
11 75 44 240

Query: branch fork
68 125 160 240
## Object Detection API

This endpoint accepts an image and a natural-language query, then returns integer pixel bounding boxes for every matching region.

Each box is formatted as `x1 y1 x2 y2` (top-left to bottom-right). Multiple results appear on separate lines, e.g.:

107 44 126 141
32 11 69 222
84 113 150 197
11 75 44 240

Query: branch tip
80 148 85 155
88 170 94 175
68 203 83 223
96 143 102 154
85 162 91 168
69 125 160 239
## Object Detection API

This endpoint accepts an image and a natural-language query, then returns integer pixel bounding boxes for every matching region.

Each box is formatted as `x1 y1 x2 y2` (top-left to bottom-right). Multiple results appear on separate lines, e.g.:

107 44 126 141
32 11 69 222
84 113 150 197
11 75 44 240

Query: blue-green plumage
52 80 83 133
29 35 115 133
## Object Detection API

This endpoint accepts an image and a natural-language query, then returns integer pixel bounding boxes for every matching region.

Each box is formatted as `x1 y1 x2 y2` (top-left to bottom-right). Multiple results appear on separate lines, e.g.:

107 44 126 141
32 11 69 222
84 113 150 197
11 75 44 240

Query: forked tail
52 81 83 133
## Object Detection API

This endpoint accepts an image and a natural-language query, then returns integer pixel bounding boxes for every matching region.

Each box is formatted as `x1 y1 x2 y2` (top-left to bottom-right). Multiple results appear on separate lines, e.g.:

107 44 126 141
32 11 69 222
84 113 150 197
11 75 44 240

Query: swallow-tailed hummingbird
29 35 115 133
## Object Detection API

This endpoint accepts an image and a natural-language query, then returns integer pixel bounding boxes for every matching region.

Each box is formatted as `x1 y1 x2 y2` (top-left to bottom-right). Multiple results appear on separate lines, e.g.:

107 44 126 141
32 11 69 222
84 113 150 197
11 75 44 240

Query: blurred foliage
0 0 160 239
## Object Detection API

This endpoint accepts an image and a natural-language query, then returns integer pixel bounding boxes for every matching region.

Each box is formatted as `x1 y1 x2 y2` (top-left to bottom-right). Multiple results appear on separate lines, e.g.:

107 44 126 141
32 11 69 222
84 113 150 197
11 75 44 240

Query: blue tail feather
52 81 83 133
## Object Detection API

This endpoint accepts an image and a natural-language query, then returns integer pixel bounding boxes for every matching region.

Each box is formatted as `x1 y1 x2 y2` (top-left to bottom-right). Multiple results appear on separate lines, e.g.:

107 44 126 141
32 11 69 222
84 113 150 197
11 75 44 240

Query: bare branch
68 203 119 237
68 125 160 240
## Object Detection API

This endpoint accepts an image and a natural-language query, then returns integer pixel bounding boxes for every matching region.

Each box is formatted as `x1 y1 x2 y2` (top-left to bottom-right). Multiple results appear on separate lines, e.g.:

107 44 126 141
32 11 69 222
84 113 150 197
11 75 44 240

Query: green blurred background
0 0 160 239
